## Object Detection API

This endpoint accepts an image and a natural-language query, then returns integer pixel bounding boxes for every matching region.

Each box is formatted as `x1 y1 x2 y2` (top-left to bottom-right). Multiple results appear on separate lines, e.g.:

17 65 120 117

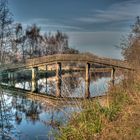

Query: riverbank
97 80 140 140
56 78 140 140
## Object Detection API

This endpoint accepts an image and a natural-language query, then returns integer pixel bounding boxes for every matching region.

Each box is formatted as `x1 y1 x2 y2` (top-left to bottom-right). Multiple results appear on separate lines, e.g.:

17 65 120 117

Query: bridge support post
111 67 115 86
8 72 15 87
45 65 48 93
85 63 90 98
31 67 38 92
1 71 6 82
0 71 2 82
56 62 62 97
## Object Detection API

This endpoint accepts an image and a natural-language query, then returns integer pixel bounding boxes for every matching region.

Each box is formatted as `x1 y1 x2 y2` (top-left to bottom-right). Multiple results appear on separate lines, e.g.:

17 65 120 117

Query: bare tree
25 24 42 58
0 0 13 63
55 31 69 54
122 16 140 67
42 31 78 55
14 23 26 62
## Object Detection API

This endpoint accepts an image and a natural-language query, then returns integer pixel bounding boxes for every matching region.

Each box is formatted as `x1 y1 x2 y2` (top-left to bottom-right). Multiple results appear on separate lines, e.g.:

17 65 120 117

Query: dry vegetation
97 79 140 140
55 74 140 140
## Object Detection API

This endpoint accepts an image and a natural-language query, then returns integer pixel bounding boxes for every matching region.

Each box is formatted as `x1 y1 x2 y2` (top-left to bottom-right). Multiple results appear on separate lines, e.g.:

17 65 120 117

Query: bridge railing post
8 72 11 85
85 63 90 98
111 67 115 86
56 62 62 97
31 67 38 92
8 72 15 87
45 65 48 93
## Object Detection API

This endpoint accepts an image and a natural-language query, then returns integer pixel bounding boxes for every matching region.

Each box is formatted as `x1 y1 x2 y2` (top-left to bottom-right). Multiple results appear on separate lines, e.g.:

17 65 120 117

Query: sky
9 0 140 59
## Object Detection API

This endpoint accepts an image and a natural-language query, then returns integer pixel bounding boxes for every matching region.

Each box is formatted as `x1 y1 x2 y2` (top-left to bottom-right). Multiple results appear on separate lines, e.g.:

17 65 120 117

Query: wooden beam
111 67 115 86
56 62 62 97
31 67 38 92
0 54 133 71
85 63 90 98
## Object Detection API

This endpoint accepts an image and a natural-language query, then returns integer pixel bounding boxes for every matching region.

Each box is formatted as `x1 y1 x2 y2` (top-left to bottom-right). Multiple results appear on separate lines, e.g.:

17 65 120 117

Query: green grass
56 102 103 140
55 80 133 140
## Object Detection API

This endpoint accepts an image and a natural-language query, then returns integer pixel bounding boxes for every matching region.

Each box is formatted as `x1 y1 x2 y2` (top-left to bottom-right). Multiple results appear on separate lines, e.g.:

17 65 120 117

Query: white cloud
16 18 83 32
77 0 140 23
40 24 83 31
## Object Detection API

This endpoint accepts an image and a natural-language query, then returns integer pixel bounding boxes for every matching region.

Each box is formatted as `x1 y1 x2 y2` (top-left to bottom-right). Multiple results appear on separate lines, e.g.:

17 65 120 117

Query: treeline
11 24 79 63
0 0 79 64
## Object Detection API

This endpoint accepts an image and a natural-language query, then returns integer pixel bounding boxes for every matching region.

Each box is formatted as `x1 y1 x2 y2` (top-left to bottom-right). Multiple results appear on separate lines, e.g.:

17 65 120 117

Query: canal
0 71 118 140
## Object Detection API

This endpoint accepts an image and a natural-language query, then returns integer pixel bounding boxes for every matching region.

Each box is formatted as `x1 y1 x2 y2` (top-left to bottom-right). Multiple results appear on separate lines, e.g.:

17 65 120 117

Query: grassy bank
56 78 140 140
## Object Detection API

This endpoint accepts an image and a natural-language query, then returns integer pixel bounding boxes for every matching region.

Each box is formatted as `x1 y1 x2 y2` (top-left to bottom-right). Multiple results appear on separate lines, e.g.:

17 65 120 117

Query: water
0 71 113 140
14 71 111 98
0 90 79 140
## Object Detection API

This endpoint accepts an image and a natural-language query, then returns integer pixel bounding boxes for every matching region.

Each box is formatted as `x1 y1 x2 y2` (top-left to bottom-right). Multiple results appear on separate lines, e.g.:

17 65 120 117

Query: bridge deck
0 54 132 71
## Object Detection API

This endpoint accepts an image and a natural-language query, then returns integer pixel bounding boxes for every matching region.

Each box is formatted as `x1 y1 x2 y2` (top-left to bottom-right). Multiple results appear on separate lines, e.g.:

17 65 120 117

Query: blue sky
9 0 140 58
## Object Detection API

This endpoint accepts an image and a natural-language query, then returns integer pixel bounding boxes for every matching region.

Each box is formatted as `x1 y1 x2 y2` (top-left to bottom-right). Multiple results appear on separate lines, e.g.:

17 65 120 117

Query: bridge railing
0 54 133 71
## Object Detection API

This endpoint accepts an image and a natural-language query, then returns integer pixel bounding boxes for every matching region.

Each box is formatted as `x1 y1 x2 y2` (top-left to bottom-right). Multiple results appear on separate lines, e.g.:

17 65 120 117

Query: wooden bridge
0 54 132 70
0 54 133 98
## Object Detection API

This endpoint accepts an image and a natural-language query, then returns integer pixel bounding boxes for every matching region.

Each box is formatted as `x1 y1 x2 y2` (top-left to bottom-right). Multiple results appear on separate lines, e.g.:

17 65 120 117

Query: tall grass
55 78 135 140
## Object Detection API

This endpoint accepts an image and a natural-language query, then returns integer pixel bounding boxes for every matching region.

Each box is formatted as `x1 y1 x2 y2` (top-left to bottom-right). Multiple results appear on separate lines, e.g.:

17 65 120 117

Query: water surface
0 71 112 139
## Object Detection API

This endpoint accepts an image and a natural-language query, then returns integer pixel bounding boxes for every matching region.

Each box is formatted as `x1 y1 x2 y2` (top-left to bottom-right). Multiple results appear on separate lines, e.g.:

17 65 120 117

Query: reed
55 74 139 140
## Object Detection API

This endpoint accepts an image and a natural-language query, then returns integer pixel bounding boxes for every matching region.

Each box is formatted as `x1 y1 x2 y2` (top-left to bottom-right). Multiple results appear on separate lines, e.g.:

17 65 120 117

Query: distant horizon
9 0 140 59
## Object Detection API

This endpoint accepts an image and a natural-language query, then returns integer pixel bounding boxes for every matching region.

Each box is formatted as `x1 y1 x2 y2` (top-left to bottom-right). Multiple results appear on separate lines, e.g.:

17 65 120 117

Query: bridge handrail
0 54 133 71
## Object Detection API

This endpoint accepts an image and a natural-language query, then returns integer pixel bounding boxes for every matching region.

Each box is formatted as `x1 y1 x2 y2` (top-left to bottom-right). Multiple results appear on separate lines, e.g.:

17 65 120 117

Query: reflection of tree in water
60 71 111 97
11 96 43 124
40 104 69 129
0 87 78 140
61 72 84 97
25 101 42 123
46 79 56 96
0 90 14 140
12 95 24 125
11 93 66 126
41 108 61 129
91 72 110 82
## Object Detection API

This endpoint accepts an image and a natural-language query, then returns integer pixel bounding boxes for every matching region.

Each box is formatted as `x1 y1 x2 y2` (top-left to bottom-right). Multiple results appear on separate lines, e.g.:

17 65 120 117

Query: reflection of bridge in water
0 54 133 98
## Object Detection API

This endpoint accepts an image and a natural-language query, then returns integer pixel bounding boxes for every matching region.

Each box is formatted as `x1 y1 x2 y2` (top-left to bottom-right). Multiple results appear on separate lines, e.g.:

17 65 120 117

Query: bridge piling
8 72 15 87
85 63 91 98
31 67 38 92
56 62 62 97
111 67 115 86
45 65 48 93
